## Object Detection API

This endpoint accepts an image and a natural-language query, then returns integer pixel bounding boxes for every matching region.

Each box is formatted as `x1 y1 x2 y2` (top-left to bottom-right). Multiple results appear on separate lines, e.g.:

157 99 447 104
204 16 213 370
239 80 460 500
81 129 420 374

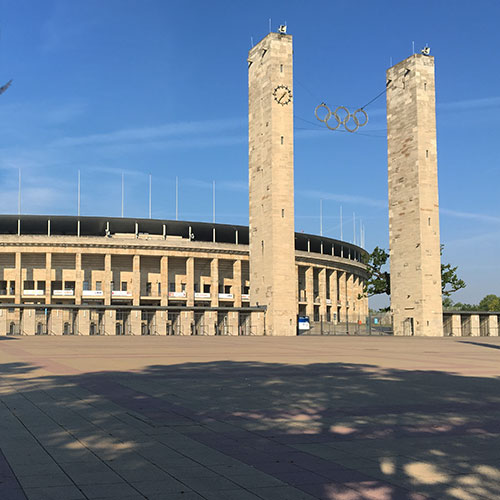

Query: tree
478 294 500 312
362 244 466 299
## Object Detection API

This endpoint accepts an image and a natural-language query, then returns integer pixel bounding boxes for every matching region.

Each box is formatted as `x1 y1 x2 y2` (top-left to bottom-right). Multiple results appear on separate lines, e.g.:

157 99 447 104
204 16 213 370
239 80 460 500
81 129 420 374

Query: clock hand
278 92 287 103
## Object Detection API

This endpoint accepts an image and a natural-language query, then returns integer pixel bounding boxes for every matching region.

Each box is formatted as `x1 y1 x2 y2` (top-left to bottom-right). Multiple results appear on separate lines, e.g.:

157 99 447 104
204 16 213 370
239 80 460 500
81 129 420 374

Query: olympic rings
314 103 369 133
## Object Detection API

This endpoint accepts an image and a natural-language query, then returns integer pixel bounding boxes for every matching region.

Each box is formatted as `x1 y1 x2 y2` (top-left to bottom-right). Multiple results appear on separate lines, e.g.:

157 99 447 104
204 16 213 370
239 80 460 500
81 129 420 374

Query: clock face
273 85 292 106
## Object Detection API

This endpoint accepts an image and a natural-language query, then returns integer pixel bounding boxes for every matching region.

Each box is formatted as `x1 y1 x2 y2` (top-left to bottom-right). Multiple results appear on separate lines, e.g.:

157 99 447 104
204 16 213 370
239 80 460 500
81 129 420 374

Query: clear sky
0 0 499 308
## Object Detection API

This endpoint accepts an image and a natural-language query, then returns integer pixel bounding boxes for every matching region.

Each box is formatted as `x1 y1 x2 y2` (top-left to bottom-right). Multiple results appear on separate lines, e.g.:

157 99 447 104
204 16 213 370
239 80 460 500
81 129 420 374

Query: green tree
362 245 466 299
478 294 500 312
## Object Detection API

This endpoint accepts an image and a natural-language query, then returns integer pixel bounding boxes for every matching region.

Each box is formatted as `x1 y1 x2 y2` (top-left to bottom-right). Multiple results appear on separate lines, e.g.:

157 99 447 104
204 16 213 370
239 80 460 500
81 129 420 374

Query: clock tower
248 31 296 336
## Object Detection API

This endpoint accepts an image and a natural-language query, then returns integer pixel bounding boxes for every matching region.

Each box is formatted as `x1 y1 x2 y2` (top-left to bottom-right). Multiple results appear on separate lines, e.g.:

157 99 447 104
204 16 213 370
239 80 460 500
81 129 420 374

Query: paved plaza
1 336 500 500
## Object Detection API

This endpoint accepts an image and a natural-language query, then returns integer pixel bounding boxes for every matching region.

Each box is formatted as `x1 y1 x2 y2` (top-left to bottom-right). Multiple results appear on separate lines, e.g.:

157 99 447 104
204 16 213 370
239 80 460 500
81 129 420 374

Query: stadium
0 214 367 336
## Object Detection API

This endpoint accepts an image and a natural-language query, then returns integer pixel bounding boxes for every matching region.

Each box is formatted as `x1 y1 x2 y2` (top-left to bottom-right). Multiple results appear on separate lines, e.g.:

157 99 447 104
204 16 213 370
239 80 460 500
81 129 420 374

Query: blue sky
0 0 499 308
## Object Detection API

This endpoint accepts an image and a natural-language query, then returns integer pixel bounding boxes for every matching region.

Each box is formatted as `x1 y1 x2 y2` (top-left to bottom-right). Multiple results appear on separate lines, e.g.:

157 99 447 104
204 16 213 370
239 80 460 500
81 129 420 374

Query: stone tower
386 53 443 336
248 32 296 336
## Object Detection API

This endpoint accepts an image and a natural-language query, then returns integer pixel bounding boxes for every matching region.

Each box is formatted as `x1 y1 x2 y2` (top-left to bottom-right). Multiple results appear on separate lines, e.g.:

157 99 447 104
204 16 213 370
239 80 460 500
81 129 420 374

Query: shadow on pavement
1 359 500 499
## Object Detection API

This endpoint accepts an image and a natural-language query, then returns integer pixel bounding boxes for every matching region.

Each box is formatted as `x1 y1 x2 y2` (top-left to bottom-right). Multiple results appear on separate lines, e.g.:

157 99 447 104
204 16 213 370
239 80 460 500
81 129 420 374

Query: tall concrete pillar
104 254 112 306
319 268 327 321
248 31 296 336
15 252 21 303
339 271 347 323
45 253 52 305
234 260 242 307
160 256 168 306
305 266 314 318
75 253 82 305
133 255 140 306
387 53 443 336
211 258 219 307
186 257 195 307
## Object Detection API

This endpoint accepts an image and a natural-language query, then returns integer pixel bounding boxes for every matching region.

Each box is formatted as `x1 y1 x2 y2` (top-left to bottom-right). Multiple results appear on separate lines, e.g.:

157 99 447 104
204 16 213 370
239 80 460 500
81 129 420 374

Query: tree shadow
1 359 500 499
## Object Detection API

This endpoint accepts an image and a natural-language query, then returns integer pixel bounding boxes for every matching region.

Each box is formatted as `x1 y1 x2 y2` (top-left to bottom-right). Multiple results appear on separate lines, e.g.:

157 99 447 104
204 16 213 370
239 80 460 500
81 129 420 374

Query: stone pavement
1 336 500 500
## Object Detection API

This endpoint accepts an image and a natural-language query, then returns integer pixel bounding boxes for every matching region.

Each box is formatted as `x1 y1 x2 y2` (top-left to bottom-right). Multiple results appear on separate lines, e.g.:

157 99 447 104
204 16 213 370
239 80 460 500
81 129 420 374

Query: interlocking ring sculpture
315 103 368 133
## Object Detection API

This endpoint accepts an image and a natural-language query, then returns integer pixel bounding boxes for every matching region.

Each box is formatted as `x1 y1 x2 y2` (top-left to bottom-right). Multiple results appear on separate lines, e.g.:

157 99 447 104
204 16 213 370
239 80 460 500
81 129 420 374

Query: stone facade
387 54 443 336
248 32 297 336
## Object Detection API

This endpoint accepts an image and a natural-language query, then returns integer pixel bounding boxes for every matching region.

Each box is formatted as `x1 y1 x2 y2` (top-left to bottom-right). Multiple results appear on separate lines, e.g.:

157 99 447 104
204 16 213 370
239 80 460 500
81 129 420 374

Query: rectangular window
280 136 284 145
96 281 102 291
121 282 127 292
110 281 114 291
203 284 211 293
169 282 175 292
282 209 285 218
426 149 429 158
280 64 283 73
83 281 90 291
9 281 15 295
181 283 186 292
157 283 161 295
224 285 232 294
146 282 152 295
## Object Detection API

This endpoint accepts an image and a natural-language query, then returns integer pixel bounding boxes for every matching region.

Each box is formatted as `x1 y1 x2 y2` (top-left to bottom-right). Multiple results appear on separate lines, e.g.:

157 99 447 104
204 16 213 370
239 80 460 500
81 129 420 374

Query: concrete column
211 258 219 307
75 253 82 305
45 253 52 305
133 255 140 307
451 314 462 337
160 256 168 306
329 270 338 323
470 314 480 337
181 310 194 336
22 308 35 335
50 308 63 335
488 315 499 337
130 308 141 335
228 310 238 335
251 310 265 336
78 309 90 335
0 310 5 335
319 268 327 321
103 309 115 336
339 271 347 323
234 260 242 307
186 257 195 307
295 264 299 306
155 310 166 335
104 255 112 306
15 252 21 303
305 266 314 318
206 310 217 336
